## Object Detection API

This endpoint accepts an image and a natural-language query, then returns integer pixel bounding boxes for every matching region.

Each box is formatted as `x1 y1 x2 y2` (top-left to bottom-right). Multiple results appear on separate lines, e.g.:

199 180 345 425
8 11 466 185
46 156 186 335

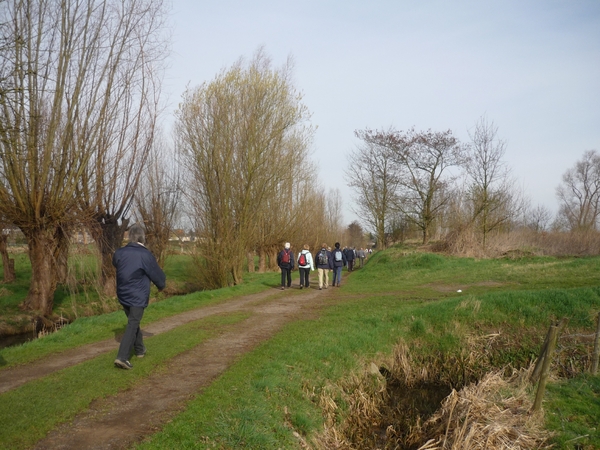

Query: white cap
284 242 290 249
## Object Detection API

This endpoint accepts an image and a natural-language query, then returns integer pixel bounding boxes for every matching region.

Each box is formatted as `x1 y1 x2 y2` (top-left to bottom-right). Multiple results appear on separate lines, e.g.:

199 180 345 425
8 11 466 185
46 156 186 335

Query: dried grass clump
313 364 388 450
438 227 600 258
409 368 552 450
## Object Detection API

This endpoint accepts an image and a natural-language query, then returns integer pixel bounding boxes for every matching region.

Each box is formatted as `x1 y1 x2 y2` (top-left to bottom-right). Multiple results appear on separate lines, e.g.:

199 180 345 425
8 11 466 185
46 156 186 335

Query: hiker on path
297 244 315 289
315 243 333 290
277 242 295 290
113 224 166 370
331 242 347 287
345 246 356 272
357 248 366 268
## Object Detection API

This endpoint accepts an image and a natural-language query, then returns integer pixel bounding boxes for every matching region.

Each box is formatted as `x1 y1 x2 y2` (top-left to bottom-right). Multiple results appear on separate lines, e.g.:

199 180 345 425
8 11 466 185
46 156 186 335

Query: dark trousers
117 305 145 361
280 267 292 287
299 267 310 287
347 259 354 271
332 266 342 286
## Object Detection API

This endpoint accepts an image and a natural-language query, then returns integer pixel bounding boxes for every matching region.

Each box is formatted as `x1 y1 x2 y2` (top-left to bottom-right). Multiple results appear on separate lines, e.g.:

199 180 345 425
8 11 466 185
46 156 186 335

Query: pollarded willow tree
77 0 170 295
0 0 168 315
176 49 314 288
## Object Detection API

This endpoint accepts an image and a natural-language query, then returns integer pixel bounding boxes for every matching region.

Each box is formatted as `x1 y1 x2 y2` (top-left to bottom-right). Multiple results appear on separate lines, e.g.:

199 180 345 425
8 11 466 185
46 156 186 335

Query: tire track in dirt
13 287 332 449
0 289 285 393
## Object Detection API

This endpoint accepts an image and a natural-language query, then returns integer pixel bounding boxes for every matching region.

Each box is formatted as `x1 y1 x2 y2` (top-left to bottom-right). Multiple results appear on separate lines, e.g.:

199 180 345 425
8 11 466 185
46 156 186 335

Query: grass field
1 246 599 449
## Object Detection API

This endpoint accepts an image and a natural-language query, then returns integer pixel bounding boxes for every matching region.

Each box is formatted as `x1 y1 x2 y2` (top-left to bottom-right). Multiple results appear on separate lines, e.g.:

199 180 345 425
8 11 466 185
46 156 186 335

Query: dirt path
1 286 336 449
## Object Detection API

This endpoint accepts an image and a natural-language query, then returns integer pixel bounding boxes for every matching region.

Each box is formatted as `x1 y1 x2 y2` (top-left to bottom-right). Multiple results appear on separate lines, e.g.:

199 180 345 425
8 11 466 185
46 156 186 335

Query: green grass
137 250 600 449
545 374 600 449
0 312 249 450
1 247 599 449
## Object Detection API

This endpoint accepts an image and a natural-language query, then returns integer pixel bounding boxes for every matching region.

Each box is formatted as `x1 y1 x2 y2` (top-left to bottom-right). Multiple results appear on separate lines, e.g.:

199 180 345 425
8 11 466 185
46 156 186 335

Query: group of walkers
111 226 371 369
277 242 370 290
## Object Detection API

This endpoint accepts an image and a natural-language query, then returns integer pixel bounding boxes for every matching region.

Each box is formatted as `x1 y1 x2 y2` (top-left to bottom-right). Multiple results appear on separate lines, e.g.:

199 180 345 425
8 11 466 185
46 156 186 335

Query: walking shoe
136 349 146 358
114 359 133 370
300 285 303 289
281 286 285 290
319 287 322 290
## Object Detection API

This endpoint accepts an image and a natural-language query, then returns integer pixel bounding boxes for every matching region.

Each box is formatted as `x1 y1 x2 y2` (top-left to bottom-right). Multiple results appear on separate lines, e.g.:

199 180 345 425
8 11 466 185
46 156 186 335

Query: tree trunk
22 228 59 316
247 251 255 272
0 234 16 283
54 225 70 284
93 215 128 297
268 249 279 271
258 248 267 273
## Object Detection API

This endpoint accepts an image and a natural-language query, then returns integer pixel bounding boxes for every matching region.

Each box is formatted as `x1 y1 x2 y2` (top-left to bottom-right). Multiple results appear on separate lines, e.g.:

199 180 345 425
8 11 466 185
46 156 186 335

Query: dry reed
410 367 552 450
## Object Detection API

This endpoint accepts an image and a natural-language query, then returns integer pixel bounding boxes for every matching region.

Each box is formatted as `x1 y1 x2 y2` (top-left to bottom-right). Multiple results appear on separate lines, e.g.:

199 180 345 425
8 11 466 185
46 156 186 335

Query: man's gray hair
128 224 146 244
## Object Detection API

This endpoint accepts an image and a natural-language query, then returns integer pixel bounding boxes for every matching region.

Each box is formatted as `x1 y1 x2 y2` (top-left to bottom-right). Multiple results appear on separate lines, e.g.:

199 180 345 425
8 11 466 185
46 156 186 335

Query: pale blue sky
164 1 600 225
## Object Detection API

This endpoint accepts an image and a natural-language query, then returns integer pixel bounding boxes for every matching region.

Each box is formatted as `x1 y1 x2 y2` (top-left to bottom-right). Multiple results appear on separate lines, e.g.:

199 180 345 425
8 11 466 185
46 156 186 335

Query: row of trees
347 116 598 251
0 0 344 314
1 2 595 317
347 119 507 249
0 0 175 315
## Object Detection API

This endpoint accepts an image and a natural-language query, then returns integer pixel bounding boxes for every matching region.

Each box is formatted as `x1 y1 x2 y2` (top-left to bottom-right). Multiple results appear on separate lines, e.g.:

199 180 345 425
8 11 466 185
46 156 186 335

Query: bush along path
1 286 336 450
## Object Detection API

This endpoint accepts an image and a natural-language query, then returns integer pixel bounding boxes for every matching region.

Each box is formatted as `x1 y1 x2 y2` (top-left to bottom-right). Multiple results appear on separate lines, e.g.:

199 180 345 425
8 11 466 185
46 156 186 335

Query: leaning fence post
531 326 552 383
532 323 559 412
592 312 600 375
531 317 568 383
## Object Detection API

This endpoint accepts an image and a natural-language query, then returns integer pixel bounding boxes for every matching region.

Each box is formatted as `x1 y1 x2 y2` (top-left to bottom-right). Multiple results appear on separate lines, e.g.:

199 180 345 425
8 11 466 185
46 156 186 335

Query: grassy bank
139 249 600 449
1 247 599 449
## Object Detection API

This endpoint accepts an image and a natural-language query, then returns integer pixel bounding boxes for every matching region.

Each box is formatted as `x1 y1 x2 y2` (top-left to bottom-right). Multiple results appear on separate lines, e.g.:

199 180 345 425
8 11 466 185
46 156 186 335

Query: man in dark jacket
315 243 333 290
277 242 294 290
345 246 356 272
332 242 347 287
113 224 166 369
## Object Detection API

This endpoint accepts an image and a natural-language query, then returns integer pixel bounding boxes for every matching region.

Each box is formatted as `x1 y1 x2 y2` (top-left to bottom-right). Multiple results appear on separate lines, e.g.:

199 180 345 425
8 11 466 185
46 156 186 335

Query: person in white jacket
297 244 315 289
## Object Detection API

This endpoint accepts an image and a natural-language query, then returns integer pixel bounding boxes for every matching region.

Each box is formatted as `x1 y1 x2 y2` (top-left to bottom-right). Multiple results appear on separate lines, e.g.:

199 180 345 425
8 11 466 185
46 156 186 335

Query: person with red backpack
297 244 314 289
277 242 295 290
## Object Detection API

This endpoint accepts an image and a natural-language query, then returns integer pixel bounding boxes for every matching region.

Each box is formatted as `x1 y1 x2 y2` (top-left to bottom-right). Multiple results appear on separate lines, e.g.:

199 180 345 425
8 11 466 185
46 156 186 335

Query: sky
163 0 600 226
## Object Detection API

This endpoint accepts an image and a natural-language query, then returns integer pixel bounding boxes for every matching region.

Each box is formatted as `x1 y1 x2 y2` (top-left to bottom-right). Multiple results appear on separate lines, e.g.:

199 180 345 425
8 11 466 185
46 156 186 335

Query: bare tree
466 117 519 247
78 0 170 295
325 188 344 244
176 49 314 288
347 129 403 250
392 128 467 244
134 133 181 266
0 0 168 314
556 150 600 231
527 205 553 233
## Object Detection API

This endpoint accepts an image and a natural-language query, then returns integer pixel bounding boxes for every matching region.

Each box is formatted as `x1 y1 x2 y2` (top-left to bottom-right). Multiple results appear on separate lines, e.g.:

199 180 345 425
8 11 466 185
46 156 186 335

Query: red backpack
298 252 307 266
281 249 290 264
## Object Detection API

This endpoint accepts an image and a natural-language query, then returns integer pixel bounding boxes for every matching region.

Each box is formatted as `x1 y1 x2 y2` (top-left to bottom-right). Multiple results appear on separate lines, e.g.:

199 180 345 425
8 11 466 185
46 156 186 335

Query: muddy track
1 286 338 449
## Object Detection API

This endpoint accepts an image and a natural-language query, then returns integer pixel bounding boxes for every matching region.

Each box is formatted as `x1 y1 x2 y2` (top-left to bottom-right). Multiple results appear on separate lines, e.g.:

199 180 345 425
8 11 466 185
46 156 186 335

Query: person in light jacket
113 224 166 370
297 244 315 289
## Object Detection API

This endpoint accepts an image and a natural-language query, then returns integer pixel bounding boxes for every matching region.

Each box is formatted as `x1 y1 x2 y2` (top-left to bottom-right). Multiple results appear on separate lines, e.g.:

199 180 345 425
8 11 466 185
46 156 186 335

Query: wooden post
532 323 559 412
591 312 600 375
531 326 552 383
531 317 568 382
